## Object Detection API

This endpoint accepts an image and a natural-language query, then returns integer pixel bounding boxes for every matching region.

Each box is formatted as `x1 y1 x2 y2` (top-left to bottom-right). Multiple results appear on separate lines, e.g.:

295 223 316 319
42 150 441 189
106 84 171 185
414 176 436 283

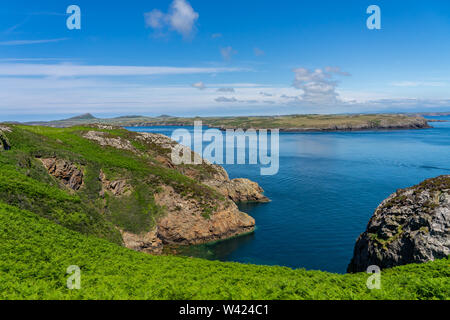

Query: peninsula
24 113 431 132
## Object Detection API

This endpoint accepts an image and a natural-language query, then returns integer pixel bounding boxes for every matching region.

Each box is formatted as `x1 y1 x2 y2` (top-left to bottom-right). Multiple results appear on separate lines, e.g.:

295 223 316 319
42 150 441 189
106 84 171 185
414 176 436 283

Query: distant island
23 113 432 132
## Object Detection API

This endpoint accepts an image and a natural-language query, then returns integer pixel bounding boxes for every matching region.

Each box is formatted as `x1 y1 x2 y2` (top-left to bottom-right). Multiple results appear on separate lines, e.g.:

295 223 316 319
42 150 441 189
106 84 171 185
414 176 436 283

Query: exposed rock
136 132 177 150
81 129 265 252
83 131 136 152
136 132 269 203
40 158 83 191
120 229 163 255
347 175 450 273
0 126 11 151
204 178 270 203
155 185 255 245
99 170 132 197
0 125 11 133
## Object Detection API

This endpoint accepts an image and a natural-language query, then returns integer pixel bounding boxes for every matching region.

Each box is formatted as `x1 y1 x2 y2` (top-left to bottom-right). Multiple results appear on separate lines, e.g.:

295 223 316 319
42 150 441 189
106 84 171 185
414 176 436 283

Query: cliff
348 175 450 273
0 124 268 255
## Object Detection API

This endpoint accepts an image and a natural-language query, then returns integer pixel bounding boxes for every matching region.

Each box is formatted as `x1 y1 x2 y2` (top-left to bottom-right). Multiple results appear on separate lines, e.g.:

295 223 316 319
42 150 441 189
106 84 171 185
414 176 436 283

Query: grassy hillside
0 125 225 244
0 201 448 300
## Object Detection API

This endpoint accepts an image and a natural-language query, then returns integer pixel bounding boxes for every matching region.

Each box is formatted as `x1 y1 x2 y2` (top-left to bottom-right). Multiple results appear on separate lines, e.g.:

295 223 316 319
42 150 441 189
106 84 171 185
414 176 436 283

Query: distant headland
21 113 433 132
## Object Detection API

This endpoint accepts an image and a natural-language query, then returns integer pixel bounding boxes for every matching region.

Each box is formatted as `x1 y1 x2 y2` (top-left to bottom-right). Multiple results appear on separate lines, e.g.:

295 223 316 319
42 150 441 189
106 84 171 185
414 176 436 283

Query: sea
127 115 450 273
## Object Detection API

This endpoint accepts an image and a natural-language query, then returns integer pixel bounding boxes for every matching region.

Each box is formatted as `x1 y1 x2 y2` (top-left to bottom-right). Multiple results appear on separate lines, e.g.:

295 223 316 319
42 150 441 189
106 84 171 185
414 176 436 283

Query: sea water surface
127 116 450 273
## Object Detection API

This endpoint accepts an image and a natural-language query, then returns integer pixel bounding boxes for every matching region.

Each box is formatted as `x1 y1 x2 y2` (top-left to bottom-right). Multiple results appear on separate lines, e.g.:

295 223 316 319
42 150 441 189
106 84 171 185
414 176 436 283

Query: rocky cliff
348 175 450 273
6 124 268 255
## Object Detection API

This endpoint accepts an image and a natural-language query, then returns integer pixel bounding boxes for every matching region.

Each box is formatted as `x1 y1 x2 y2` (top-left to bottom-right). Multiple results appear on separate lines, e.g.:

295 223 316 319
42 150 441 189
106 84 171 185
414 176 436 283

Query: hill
0 124 267 253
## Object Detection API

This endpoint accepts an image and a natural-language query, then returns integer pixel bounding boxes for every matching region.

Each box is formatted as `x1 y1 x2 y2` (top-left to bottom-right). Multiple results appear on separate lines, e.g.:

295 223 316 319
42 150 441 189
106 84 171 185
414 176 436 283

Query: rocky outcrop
136 132 269 203
120 229 163 255
155 185 255 245
203 176 269 203
39 158 84 191
83 131 136 152
99 170 132 197
0 126 11 151
80 128 265 252
347 175 450 273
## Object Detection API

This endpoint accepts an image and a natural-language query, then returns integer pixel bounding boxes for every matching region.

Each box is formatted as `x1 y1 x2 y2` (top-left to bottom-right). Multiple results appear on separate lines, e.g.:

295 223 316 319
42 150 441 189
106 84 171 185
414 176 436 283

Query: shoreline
21 113 434 133
123 122 433 133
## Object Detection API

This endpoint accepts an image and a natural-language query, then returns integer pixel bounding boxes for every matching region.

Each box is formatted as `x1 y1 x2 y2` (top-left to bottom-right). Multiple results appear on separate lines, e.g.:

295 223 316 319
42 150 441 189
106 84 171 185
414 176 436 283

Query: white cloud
0 38 69 46
144 0 199 38
292 67 350 104
0 63 243 77
191 81 206 90
211 33 222 39
145 9 166 29
220 46 237 61
1 74 449 117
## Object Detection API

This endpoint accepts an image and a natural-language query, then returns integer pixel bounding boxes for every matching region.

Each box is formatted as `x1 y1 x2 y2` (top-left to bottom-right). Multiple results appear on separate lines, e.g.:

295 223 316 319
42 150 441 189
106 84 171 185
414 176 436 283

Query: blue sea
127 116 450 273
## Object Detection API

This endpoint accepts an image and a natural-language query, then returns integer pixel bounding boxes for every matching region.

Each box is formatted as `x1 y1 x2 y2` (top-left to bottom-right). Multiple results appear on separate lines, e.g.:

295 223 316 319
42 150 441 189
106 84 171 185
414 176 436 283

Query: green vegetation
0 125 223 241
0 202 448 300
0 123 448 300
25 113 430 131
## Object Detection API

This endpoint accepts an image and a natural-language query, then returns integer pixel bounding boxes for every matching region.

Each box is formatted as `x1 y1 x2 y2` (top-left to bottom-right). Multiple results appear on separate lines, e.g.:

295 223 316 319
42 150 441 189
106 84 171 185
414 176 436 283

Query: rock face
40 158 84 191
137 131 269 203
83 131 136 152
347 175 450 273
0 126 11 151
120 229 163 255
204 177 270 203
99 170 132 197
155 185 255 245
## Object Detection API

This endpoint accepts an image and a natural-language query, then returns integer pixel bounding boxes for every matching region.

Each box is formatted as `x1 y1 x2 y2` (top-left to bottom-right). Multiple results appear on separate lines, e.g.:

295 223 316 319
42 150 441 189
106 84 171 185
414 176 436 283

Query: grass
0 125 225 239
0 201 448 300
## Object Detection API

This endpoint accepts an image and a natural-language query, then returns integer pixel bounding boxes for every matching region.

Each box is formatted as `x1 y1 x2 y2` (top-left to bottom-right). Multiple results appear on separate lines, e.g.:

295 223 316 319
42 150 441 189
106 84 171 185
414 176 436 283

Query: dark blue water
127 116 450 273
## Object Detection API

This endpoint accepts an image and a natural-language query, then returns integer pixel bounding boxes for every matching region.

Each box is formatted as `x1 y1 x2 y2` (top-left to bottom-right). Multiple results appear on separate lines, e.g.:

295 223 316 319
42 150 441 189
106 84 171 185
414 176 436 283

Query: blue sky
1 0 450 120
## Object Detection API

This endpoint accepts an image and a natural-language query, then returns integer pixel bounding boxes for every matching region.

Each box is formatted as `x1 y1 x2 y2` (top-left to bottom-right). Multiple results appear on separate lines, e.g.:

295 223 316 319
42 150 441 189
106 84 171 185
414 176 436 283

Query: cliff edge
0 124 268 255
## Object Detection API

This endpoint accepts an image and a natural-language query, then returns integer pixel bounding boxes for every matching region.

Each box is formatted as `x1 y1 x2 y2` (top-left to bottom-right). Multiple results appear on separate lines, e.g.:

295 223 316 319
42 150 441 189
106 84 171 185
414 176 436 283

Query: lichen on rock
347 175 450 273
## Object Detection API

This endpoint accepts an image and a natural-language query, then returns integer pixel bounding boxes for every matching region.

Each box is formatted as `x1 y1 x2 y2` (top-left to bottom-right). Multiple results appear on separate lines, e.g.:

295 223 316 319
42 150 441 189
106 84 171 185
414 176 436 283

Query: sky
0 0 450 121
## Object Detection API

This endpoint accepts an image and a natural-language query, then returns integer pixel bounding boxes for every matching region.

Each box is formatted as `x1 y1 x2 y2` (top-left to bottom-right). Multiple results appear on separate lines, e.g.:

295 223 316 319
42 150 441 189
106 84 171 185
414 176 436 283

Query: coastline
22 113 433 133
